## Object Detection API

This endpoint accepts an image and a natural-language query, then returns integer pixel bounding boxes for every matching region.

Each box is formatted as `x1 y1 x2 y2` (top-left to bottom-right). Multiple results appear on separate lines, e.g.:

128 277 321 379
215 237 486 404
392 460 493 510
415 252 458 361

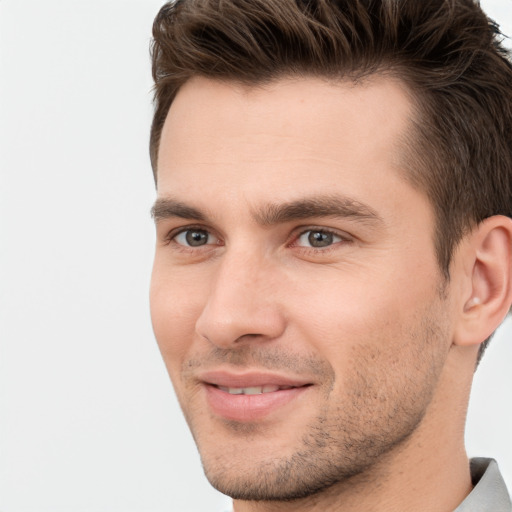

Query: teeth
245 386 265 395
217 385 289 395
226 387 243 395
263 385 281 393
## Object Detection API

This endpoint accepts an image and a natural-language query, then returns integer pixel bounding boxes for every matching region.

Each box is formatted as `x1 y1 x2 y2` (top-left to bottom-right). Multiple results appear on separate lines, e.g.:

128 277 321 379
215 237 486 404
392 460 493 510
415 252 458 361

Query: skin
150 76 481 511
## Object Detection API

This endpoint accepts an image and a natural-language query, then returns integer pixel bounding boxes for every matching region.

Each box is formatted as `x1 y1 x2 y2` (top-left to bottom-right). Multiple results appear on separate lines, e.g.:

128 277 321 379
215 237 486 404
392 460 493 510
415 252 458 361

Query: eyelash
164 224 220 249
290 228 348 251
165 225 351 253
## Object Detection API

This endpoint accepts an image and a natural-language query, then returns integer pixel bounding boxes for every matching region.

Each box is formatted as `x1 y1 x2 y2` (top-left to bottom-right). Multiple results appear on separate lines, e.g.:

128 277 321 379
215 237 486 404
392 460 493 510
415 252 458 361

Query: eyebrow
151 198 206 222
253 195 383 226
151 195 383 226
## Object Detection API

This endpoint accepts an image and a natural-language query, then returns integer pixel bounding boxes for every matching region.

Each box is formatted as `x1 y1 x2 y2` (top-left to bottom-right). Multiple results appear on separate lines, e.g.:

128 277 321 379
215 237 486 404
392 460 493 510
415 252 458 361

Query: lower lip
204 385 309 422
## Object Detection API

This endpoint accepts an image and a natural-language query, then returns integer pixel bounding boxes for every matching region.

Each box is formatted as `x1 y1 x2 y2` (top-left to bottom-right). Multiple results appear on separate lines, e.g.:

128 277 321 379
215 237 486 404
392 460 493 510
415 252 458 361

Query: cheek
149 269 204 371
288 263 443 368
289 272 397 332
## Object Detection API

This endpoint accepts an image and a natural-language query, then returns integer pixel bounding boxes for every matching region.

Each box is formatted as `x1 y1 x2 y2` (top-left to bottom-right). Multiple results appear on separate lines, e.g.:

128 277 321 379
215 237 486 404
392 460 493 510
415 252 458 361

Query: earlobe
454 216 512 347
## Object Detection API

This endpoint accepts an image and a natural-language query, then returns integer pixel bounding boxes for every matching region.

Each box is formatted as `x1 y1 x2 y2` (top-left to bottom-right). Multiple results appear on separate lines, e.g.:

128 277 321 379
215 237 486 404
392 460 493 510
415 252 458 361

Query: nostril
234 333 264 342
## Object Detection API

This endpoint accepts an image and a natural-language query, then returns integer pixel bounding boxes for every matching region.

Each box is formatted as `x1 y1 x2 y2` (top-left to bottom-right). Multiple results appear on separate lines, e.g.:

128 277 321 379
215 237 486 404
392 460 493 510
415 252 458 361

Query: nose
195 250 286 349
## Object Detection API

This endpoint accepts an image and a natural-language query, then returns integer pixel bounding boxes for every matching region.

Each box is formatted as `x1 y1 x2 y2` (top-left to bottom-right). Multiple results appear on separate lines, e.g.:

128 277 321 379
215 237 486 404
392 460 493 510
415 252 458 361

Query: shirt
454 458 511 511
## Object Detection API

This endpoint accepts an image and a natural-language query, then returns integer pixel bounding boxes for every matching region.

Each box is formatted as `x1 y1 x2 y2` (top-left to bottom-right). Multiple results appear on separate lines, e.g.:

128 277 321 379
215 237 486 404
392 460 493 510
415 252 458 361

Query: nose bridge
195 246 285 347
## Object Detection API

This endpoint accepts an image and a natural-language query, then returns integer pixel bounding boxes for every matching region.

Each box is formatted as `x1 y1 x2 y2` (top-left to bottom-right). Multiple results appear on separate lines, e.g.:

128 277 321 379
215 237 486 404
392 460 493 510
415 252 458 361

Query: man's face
150 76 454 500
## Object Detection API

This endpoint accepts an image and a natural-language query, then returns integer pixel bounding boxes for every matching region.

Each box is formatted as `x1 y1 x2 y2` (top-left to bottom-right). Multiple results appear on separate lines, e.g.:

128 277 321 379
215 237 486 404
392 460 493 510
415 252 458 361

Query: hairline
151 66 414 179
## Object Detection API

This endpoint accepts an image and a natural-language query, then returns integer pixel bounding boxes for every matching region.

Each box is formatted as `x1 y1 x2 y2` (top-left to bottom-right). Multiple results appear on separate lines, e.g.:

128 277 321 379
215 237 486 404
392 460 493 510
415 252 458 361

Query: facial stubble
178 302 451 503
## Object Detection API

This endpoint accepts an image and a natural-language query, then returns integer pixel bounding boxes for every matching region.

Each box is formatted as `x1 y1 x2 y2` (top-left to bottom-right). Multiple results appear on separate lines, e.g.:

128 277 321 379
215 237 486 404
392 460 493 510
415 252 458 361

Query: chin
196 417 416 502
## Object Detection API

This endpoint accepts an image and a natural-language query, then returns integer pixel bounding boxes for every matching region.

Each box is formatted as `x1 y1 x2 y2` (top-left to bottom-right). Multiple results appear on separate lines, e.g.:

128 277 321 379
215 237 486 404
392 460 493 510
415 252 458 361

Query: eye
174 228 219 247
296 229 343 248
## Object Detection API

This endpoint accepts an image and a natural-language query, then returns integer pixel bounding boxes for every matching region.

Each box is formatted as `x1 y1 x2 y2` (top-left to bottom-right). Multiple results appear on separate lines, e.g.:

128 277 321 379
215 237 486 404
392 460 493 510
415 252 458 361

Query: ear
453 215 512 347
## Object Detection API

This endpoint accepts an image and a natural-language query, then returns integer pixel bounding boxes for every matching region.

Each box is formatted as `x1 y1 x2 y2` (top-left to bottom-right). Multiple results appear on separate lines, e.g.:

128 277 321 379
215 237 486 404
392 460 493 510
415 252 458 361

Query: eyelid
288 226 352 249
161 223 351 251
176 230 219 247
164 224 222 246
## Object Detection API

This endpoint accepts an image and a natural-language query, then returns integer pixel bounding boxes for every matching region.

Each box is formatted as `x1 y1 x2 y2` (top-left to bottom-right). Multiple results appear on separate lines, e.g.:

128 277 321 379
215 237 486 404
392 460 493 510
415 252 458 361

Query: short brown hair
150 0 512 355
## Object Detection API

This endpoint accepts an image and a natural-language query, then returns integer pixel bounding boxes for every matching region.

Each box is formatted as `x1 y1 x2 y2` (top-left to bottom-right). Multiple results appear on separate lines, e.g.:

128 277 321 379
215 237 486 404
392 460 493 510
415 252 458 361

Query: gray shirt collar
454 458 511 511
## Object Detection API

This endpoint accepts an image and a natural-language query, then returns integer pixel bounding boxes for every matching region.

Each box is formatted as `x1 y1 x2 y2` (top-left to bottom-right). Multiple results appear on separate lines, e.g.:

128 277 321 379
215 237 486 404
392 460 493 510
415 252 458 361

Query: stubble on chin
184 304 450 502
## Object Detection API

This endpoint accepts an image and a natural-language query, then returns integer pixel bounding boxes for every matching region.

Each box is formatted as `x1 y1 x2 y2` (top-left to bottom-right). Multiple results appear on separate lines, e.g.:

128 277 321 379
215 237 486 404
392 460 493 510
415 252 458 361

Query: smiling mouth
215 384 298 395
203 379 313 421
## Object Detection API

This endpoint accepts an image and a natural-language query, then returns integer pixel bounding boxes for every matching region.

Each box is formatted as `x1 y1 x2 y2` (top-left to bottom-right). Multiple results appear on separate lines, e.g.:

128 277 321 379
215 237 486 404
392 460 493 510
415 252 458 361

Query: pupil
308 231 332 247
186 230 208 246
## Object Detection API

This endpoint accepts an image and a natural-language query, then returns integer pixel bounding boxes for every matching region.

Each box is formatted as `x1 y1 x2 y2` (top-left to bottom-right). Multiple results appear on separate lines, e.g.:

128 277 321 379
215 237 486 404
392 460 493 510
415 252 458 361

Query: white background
1 1 511 511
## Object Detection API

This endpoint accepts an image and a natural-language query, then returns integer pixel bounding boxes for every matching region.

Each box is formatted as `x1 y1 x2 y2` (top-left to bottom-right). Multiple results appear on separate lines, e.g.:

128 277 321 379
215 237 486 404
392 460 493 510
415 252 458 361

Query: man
148 0 512 510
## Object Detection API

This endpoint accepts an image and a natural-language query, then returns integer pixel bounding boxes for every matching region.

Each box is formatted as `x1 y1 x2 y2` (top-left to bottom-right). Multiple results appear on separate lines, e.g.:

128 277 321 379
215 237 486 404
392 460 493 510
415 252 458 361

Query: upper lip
199 370 312 388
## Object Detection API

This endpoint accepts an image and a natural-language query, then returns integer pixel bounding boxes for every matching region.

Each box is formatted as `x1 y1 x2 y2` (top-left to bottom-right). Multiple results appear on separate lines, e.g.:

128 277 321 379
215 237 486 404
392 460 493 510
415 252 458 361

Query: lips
216 384 294 395
200 371 312 422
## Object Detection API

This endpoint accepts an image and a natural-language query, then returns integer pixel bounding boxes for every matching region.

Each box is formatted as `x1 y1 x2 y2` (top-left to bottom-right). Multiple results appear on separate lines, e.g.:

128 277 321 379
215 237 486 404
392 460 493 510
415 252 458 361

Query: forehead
156 76 416 211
